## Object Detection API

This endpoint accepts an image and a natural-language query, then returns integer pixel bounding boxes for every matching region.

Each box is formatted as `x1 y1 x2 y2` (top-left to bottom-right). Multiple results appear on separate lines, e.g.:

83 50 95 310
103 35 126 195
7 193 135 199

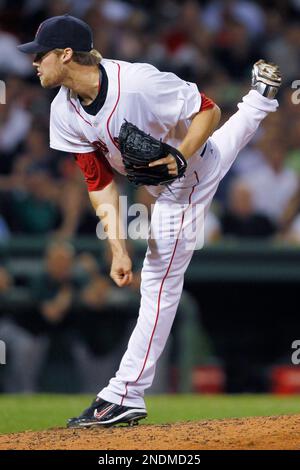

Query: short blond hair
54 48 102 66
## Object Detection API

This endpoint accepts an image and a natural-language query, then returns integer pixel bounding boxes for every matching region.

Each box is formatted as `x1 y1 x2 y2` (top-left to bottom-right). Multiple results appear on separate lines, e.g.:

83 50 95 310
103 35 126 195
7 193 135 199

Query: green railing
1 237 300 282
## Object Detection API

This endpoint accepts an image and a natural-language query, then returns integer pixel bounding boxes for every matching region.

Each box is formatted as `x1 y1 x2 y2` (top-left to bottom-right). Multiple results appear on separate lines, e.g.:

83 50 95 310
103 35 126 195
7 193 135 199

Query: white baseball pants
98 90 278 408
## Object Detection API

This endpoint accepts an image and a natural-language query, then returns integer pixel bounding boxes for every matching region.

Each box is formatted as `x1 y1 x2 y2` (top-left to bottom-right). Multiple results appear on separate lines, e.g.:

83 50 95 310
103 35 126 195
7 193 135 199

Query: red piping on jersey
69 95 93 128
106 61 121 151
120 172 199 406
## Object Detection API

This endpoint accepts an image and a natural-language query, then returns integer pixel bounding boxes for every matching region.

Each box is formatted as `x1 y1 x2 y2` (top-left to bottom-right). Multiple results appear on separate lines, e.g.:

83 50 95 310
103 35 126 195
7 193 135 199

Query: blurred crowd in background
1 0 300 393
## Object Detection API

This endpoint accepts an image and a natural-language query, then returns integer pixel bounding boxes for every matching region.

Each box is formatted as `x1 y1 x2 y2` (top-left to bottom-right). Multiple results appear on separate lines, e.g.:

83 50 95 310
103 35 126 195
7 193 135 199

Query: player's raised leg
211 60 282 180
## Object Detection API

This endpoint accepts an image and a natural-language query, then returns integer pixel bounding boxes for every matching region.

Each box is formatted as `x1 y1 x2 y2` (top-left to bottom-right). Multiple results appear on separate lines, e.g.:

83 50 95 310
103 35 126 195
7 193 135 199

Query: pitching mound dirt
1 414 300 450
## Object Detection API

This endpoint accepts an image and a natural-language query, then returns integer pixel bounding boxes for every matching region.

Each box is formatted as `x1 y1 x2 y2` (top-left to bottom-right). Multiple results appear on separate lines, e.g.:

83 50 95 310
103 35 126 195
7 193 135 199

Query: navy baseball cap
17 14 93 54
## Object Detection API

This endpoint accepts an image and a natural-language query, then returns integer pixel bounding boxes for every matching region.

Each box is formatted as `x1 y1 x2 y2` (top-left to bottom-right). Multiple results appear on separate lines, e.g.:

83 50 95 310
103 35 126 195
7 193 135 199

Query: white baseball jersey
49 59 210 185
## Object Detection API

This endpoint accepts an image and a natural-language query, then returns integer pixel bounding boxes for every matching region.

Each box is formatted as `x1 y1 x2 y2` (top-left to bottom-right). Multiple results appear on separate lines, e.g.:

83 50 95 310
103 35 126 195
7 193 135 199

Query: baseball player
18 15 281 427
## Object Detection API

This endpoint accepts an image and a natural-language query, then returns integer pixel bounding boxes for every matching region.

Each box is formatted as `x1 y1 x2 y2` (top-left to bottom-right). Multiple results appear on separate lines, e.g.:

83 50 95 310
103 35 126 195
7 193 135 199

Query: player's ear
61 48 74 64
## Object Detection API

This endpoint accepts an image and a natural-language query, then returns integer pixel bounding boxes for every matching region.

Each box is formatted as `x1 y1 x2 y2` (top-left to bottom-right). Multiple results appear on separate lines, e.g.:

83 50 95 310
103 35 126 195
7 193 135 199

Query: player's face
32 50 66 88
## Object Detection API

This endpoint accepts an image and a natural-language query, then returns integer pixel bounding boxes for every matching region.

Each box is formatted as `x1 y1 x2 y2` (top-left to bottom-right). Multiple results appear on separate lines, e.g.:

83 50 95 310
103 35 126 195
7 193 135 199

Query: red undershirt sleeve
74 150 114 192
200 93 216 111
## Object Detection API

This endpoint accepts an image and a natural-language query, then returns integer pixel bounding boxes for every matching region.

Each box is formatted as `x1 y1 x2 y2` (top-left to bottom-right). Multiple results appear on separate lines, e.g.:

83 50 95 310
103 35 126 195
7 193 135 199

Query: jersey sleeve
200 93 216 111
74 150 114 192
50 99 95 154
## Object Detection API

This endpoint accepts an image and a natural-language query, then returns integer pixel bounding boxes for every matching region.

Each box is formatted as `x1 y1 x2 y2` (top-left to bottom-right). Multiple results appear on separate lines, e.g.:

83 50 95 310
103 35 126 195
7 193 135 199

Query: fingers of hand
168 158 178 175
149 155 178 175
111 271 132 287
118 273 132 287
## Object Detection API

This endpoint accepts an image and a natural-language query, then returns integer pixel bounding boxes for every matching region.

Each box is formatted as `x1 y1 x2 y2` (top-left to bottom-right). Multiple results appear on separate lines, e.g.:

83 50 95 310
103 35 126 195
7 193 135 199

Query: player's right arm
88 180 133 288
74 152 132 287
75 151 132 287
73 152 133 287
50 96 132 287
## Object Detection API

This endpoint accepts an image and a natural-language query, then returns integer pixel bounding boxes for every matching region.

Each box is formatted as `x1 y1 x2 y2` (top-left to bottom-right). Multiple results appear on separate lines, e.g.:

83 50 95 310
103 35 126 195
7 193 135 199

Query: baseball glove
118 120 187 186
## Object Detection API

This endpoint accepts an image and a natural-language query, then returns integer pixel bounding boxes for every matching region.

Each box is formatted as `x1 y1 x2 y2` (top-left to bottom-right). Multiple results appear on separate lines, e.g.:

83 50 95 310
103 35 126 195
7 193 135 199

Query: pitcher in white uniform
18 14 282 427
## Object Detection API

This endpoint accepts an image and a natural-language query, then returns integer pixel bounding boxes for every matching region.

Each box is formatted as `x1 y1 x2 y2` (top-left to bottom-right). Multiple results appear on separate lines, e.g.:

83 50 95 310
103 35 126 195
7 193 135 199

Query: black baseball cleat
67 397 147 428
251 59 282 99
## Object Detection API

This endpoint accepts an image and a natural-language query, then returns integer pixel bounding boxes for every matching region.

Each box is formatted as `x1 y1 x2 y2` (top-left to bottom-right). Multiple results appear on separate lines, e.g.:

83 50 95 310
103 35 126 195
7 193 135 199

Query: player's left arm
177 102 221 161
149 96 221 176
